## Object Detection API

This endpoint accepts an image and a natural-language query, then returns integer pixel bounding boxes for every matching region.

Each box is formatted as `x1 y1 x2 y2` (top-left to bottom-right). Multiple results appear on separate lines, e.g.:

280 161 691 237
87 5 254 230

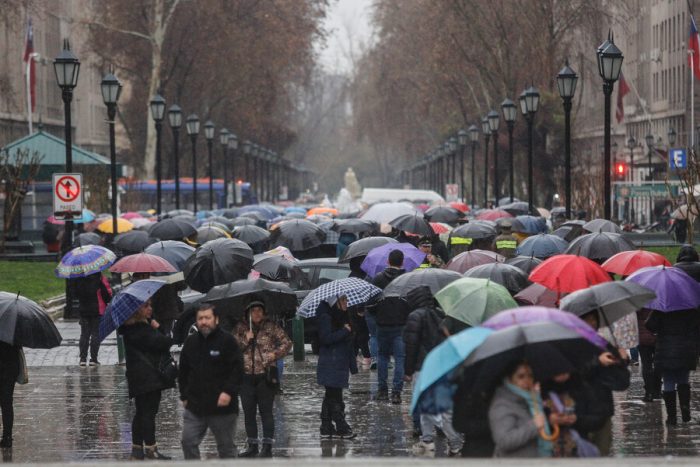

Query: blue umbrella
512 215 548 235
516 233 568 259
284 207 307 215
73 208 96 224
626 266 700 312
98 279 166 341
297 278 382 318
360 242 426 278
410 327 493 415
55 245 116 279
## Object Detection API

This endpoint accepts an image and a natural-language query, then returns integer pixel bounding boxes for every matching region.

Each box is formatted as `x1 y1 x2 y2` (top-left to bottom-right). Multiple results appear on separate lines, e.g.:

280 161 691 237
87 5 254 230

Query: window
317 267 351 285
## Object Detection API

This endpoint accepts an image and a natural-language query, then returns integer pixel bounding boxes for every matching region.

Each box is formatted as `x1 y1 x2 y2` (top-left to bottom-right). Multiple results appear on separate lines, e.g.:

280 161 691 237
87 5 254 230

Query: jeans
132 390 161 446
276 358 284 383
420 411 462 450
663 369 690 392
0 379 14 440
240 374 276 444
181 409 238 459
638 344 660 395
365 313 378 361
79 316 100 361
377 325 405 393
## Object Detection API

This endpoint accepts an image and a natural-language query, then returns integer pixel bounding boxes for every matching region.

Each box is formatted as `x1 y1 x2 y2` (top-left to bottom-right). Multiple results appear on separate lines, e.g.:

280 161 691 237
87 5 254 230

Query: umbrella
360 243 426 278
463 263 530 295
172 214 197 224
446 249 505 274
559 281 656 325
430 222 451 235
501 201 531 215
73 232 102 248
338 236 399 263
183 238 254 292
238 205 279 219
0 292 62 348
450 222 497 241
260 246 297 262
196 225 231 244
307 214 333 224
144 241 195 271
73 208 97 224
200 216 235 230
98 279 167 341
230 217 258 227
55 245 116 278
109 252 177 274
331 219 379 235
448 201 469 213
240 211 269 222
167 209 194 217
476 209 513 221
389 214 433 236
297 278 382 318
114 230 156 254
149 218 197 241
204 278 298 319
529 254 612 294
601 250 671 276
97 218 134 234
360 202 418 224
131 217 155 230
552 224 585 243
537 207 551 219
253 255 310 288
425 206 463 223
514 283 558 307
198 221 232 234
383 268 462 298
284 207 307 215
232 225 271 246
583 218 622 234
121 212 143 220
511 215 547 235
307 207 338 217
626 266 700 312
505 255 543 274
269 219 326 251
565 232 634 261
435 277 517 326
516 233 568 259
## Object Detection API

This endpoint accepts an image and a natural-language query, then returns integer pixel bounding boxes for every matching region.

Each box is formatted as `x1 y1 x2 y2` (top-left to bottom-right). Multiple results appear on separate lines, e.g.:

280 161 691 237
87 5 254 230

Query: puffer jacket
372 267 405 290
316 301 358 388
645 309 700 371
120 321 174 398
402 286 445 376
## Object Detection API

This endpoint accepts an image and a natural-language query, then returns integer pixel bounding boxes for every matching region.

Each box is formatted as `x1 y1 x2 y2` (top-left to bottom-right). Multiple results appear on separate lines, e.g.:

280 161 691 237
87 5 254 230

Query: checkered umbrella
297 277 382 318
98 279 166 341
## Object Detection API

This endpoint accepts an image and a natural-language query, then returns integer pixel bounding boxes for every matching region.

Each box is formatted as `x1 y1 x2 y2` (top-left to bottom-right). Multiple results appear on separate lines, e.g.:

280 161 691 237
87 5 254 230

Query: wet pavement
5 319 700 462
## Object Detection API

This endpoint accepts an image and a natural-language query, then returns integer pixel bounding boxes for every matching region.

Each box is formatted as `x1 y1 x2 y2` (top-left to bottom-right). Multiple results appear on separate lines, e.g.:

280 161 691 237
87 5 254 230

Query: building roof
1 130 111 166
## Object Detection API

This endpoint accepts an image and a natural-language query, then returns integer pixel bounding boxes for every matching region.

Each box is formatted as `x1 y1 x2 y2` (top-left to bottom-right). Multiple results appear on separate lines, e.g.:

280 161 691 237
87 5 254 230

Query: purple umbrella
361 243 426 278
625 266 700 312
482 306 608 349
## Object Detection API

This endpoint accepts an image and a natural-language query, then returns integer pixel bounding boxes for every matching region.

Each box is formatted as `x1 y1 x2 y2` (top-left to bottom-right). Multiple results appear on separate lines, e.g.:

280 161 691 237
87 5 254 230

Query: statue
344 167 362 199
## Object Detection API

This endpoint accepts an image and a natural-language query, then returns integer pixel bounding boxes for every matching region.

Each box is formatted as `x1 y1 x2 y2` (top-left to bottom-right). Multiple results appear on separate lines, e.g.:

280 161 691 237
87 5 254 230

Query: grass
0 261 64 302
646 246 681 264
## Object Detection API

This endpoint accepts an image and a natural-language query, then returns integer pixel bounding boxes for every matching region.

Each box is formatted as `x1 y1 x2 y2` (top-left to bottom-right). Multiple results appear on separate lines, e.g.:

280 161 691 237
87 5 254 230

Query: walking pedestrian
417 239 445 269
674 245 700 282
179 304 244 459
74 272 112 366
233 301 292 458
120 300 174 460
636 308 661 402
0 343 20 448
317 294 358 439
151 283 184 337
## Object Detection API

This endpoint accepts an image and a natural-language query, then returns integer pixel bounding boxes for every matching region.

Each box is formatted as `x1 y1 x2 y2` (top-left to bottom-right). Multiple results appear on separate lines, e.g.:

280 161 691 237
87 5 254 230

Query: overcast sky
317 0 375 74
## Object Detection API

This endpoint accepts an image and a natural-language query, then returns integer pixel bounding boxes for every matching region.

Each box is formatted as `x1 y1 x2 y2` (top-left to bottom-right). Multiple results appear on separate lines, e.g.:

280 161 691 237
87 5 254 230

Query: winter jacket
178 327 244 416
0 342 20 381
645 309 700 371
316 301 358 388
636 309 656 347
431 239 450 264
233 319 292 375
674 262 700 282
374 296 411 327
402 287 446 376
120 321 174 398
372 267 405 290
488 385 540 458
151 284 183 321
74 273 111 318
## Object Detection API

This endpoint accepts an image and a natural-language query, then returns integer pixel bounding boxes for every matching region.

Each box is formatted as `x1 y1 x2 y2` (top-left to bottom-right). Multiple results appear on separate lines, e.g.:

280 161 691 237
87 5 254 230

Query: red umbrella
476 209 513 221
514 283 559 307
448 201 469 213
430 222 451 234
601 250 671 276
109 252 177 273
446 249 505 273
528 254 611 293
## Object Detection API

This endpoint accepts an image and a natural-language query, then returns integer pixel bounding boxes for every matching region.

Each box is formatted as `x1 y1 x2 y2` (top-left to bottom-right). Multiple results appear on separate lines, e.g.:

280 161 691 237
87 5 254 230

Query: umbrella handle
539 424 560 442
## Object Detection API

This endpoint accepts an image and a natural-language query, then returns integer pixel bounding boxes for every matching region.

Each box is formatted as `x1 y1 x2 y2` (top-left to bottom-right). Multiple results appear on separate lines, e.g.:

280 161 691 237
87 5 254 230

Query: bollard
117 334 126 365
292 316 305 361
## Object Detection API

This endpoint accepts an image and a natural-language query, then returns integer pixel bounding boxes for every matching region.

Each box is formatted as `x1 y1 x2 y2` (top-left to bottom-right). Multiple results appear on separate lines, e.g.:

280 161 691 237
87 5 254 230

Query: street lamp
101 70 122 239
242 140 251 196
626 136 636 223
520 86 540 213
458 129 467 202
219 128 230 207
228 132 238 205
487 109 500 204
204 120 215 210
668 128 677 147
449 137 458 187
501 98 517 202
645 133 654 225
557 60 578 219
468 125 479 208
186 114 200 213
149 93 166 216
167 105 182 209
481 116 491 207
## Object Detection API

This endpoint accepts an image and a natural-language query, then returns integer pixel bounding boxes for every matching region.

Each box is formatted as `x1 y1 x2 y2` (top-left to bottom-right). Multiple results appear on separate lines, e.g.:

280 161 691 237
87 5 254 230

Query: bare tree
0 148 43 251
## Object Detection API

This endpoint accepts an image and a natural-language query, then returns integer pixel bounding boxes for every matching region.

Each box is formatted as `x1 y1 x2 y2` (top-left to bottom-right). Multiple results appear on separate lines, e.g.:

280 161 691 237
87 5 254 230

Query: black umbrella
183 238 254 292
564 232 634 262
501 201 531 216
338 236 399 263
559 281 656 325
172 214 197 224
166 209 194 218
199 221 233 234
0 292 62 348
269 219 326 251
114 230 156 254
383 268 462 298
232 225 271 246
331 219 379 235
204 278 298 320
73 232 102 248
463 263 530 295
240 211 269 222
389 214 433 236
552 224 585 243
253 255 310 288
451 222 497 240
425 206 464 224
144 240 196 271
196 225 230 244
220 208 240 219
505 255 543 274
230 217 258 227
149 218 197 241
205 216 235 230
583 218 622 234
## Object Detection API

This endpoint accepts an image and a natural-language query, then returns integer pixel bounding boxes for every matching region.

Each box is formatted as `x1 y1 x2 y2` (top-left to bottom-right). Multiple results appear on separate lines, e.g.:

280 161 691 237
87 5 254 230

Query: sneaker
375 389 389 401
391 392 402 405
412 440 435 456
89 360 101 366
448 447 461 457
336 429 357 439
79 360 87 367
370 359 377 370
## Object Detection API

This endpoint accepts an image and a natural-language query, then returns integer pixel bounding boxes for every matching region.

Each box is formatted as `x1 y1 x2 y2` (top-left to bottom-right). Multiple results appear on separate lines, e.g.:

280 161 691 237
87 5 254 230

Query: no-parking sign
52 173 83 218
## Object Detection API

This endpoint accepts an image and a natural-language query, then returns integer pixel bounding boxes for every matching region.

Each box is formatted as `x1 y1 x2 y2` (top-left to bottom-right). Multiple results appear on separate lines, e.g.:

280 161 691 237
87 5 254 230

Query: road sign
445 184 459 202
614 183 678 199
669 148 687 169
53 173 83 218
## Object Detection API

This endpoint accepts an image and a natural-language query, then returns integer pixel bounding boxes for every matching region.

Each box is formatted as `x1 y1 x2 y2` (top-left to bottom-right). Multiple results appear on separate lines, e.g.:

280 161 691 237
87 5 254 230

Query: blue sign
669 148 687 169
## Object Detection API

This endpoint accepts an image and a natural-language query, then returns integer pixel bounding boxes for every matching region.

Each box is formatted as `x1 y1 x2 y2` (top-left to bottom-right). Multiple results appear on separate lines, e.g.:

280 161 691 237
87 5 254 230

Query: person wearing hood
674 245 700 282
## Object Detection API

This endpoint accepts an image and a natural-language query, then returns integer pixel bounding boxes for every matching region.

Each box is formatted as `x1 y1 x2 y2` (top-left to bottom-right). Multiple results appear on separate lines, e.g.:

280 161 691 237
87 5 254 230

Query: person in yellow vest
492 226 519 259
418 239 445 269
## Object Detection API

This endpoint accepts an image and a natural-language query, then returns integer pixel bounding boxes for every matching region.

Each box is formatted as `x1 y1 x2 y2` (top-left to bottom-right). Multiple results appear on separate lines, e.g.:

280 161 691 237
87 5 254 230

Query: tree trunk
142 0 167 179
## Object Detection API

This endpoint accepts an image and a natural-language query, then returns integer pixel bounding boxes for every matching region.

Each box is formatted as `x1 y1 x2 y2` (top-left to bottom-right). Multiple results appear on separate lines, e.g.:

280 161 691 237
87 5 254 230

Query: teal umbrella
435 277 517 327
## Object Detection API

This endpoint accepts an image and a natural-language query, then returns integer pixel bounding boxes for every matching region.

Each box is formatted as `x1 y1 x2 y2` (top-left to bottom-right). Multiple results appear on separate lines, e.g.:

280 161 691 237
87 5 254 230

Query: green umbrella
435 277 517 327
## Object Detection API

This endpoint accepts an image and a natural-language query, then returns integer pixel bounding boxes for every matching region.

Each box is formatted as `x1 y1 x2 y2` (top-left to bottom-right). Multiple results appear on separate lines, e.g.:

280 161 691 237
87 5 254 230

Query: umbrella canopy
98 279 167 341
232 225 271 246
435 277 517 326
601 250 671 276
253 255 310 288
446 249 505 274
514 283 559 307
331 219 379 235
196 225 231 244
383 268 462 298
389 214 433 236
425 206 464 224
297 278 382 318
73 232 102 248
56 245 116 279
167 209 194 217
505 255 543 274
269 219 326 251
516 233 568 259
109 252 177 274
183 238 254 293
463 263 530 295
338 236 399 263
565 232 634 262
97 218 134 234
552 224 586 243
625 266 700 312
121 212 143 220
144 240 195 271
511 215 547 235
476 209 513 221
261 246 297 262
360 243 426 278
430 222 452 235
230 217 258 227
583 218 622 234
114 230 157 254
0 292 62 348
149 218 197 241
529 254 611 293
200 216 235 230
448 201 469 213
204 278 298 319
307 207 338 217
131 217 155 230
198 221 232 234
501 201 531 215
360 202 418 224
559 281 656 325
73 208 97 224
450 222 498 241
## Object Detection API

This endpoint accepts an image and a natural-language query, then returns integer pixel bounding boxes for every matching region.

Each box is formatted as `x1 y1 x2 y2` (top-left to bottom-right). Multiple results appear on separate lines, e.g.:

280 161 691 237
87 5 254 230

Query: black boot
320 399 334 439
331 401 356 439
0 436 11 449
128 444 143 460
144 444 171 460
663 391 677 425
239 443 259 457
678 384 692 423
259 443 273 458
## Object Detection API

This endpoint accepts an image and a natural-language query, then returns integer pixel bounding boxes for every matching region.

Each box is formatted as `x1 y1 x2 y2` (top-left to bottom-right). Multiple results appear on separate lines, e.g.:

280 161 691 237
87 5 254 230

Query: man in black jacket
372 249 406 289
179 304 244 459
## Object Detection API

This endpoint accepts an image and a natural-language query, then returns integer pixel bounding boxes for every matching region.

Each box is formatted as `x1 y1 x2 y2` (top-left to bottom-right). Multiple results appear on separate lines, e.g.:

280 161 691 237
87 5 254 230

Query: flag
689 15 700 81
23 18 35 112
616 72 629 123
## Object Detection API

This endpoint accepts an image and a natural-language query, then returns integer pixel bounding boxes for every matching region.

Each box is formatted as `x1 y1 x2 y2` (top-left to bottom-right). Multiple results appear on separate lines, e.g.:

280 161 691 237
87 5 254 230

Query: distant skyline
317 0 375 74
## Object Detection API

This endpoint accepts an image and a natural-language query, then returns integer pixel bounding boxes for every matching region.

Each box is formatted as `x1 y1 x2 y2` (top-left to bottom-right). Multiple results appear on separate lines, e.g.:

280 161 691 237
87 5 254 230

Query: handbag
16 348 28 385
158 354 178 388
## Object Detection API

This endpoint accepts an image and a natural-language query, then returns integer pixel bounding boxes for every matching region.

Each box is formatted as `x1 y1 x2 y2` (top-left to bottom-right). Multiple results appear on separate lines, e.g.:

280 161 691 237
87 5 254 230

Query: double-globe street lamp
204 120 215 210
149 93 166 216
487 110 500 204
519 86 540 214
168 105 182 210
219 128 230 207
468 125 479 208
481 116 491 207
228 132 239 205
242 140 252 195
501 99 517 203
557 60 579 219
458 129 467 202
645 133 655 225
100 70 122 238
186 114 200 213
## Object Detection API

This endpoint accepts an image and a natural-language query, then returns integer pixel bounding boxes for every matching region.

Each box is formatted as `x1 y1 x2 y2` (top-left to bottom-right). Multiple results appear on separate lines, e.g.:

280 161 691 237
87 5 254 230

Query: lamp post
100 70 121 239
668 128 677 147
645 133 654 225
149 93 166 216
520 86 540 213
501 99 517 203
597 32 624 220
204 120 215 210
219 128 230 207
449 137 458 187
458 129 467 202
242 140 251 190
186 114 200 213
468 125 479 208
168 105 182 209
481 117 491 206
252 144 262 201
487 110 500 204
228 132 238 205
557 60 578 219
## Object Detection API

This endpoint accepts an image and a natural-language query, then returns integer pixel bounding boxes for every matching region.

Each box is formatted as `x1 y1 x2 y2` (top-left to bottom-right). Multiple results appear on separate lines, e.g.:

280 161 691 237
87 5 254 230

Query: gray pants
420 410 463 451
181 409 238 459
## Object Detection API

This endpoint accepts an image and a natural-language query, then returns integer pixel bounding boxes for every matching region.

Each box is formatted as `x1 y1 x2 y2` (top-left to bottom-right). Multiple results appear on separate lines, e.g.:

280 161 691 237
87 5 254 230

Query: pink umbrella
121 212 144 220
514 283 560 307
476 209 513 221
109 252 177 273
46 216 65 225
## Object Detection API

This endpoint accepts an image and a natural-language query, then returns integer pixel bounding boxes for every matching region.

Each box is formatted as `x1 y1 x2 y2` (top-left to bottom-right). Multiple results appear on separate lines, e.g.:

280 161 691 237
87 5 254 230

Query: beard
199 326 212 337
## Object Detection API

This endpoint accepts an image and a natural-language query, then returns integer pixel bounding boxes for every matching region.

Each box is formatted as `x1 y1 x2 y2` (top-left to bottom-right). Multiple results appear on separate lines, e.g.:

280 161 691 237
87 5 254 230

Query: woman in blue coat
316 294 358 439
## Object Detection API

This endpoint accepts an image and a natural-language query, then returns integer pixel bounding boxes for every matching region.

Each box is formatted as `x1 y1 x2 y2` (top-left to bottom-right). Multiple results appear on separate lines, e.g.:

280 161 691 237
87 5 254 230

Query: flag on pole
23 18 35 112
689 15 700 80
616 72 629 123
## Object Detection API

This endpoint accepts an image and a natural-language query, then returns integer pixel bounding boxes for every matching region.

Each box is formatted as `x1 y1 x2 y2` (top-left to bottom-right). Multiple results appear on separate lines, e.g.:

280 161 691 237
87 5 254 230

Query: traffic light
614 161 626 181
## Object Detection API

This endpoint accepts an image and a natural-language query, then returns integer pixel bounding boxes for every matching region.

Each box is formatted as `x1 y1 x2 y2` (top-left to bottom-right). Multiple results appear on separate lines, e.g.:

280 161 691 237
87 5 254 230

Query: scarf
505 382 554 457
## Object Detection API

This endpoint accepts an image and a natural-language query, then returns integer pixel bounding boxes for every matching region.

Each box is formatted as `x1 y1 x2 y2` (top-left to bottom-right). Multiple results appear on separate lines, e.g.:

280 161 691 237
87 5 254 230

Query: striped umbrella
55 245 116 278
